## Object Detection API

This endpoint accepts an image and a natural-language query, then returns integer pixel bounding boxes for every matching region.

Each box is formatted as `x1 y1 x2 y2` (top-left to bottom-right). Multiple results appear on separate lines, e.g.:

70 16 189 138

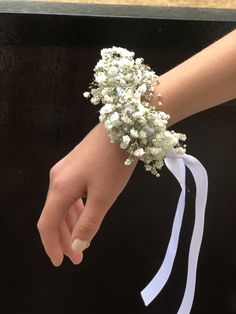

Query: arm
37 30 236 267
150 29 236 126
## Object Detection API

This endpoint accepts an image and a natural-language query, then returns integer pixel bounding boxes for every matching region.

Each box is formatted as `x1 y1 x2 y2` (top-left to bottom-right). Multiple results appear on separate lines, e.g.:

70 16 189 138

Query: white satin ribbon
140 151 208 314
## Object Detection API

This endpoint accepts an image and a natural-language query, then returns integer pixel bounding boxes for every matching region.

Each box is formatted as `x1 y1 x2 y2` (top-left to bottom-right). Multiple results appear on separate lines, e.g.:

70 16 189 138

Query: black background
0 9 236 314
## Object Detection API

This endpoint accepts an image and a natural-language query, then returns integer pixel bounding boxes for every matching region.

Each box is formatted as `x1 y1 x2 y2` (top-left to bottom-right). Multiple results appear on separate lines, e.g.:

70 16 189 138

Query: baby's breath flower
91 97 100 105
180 134 187 141
110 111 122 127
138 84 147 94
132 111 143 119
135 57 143 65
99 115 105 122
83 91 90 98
100 103 113 115
122 135 131 145
145 164 152 171
124 158 132 165
130 128 139 138
141 138 148 145
94 59 105 69
150 147 162 156
120 135 131 149
120 142 127 149
134 148 145 157
110 111 119 121
95 72 107 84
103 95 113 103
138 130 147 139
175 147 186 155
107 66 119 77
144 126 155 136
121 115 132 124
116 86 125 96
104 119 113 130
137 104 148 114
133 91 142 99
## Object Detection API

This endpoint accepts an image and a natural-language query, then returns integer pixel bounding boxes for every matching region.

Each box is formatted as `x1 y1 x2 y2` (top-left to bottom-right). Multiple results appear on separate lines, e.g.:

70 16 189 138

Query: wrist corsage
83 46 186 177
82 47 208 314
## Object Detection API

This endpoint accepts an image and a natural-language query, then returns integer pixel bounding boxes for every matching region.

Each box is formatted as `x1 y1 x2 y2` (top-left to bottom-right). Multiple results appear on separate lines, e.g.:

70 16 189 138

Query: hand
37 122 138 266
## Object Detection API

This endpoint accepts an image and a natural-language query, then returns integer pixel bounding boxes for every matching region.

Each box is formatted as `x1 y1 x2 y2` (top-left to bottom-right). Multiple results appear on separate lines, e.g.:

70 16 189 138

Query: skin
37 29 236 267
37 123 138 266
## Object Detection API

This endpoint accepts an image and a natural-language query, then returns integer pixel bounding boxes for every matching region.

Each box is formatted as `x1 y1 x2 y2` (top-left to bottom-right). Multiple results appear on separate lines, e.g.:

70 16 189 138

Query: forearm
150 29 236 127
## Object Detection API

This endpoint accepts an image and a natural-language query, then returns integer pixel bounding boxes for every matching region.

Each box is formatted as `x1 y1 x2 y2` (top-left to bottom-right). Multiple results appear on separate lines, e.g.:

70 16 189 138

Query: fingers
66 198 85 233
59 220 83 265
71 192 111 252
38 227 64 267
37 181 80 266
64 198 90 257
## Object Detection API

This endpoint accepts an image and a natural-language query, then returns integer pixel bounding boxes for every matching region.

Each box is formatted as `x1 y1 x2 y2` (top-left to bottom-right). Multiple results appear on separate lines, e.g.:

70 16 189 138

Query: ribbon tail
177 154 208 314
140 156 186 306
140 151 208 314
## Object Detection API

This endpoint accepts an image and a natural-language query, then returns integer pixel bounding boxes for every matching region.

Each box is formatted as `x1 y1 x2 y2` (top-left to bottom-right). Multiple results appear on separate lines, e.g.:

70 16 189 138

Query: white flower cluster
83 46 186 177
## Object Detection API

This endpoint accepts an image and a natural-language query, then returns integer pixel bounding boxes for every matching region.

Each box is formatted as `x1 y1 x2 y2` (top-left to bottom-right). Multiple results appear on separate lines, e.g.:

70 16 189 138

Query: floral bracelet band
83 46 186 177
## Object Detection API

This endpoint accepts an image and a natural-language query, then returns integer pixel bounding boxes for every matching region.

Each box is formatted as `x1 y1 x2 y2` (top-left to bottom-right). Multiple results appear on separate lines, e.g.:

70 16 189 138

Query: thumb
71 194 110 252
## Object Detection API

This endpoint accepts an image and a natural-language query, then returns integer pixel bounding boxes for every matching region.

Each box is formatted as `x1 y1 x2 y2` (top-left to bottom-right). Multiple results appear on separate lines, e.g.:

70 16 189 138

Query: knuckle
50 177 66 193
37 219 46 233
37 217 53 234
50 177 77 203
49 165 58 180
49 158 67 180
79 216 100 236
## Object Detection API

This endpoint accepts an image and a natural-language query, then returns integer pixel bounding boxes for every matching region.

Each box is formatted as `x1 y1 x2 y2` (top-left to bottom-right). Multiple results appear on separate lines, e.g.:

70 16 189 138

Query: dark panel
0 9 235 314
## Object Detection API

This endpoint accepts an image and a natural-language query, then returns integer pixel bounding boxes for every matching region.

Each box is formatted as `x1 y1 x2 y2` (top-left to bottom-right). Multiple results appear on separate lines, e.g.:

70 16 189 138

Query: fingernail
72 239 88 252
